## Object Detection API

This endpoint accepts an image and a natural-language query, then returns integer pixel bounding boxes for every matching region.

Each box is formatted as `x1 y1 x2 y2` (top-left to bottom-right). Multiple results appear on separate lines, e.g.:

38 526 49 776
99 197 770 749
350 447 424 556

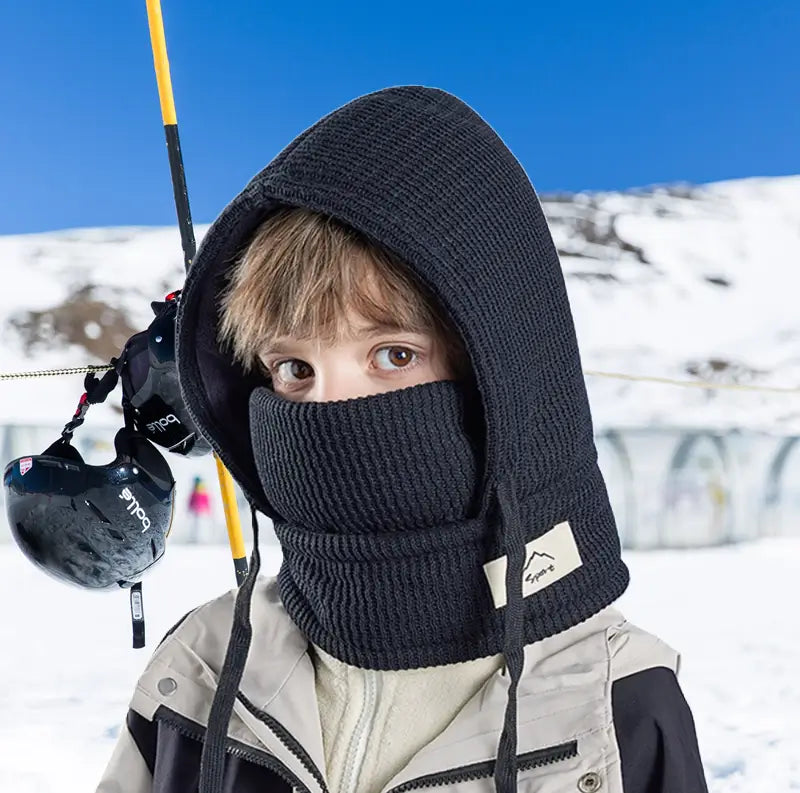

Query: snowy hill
1 174 799 433
551 175 800 433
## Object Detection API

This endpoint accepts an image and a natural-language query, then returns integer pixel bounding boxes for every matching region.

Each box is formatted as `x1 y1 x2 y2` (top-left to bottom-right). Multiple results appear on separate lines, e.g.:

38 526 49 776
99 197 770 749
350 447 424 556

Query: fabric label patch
483 521 583 609
19 458 33 476
130 590 144 621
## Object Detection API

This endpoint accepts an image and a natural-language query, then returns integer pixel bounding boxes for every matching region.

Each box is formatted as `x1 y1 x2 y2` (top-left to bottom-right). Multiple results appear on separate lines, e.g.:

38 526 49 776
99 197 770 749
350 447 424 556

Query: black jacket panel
127 708 294 793
613 667 709 793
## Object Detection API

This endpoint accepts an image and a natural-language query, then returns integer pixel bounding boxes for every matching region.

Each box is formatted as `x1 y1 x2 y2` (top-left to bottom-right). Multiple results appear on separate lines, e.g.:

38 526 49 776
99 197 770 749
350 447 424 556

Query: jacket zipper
341 667 382 793
383 740 579 793
237 692 330 793
159 701 577 793
156 708 316 793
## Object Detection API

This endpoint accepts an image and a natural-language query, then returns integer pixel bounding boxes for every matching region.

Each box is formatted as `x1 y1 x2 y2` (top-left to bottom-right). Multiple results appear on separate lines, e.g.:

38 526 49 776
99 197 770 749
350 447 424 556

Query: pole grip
164 123 196 268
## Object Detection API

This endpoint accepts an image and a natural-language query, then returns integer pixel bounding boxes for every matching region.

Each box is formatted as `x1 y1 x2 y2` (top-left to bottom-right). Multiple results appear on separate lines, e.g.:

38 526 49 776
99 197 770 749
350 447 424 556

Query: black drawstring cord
198 483 524 793
199 504 261 793
494 475 525 793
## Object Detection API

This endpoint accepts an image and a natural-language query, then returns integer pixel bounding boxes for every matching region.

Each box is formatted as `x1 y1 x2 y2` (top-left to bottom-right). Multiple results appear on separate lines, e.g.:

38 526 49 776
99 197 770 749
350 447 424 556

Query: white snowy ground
0 538 797 792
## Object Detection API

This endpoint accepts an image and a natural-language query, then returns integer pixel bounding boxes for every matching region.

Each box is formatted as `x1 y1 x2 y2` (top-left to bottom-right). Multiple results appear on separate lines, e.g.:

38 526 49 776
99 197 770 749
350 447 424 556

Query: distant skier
97 87 708 793
186 475 212 543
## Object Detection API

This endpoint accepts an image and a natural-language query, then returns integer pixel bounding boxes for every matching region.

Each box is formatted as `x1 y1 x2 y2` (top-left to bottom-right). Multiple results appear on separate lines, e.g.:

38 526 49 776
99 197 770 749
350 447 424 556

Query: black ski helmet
121 290 212 457
3 427 175 589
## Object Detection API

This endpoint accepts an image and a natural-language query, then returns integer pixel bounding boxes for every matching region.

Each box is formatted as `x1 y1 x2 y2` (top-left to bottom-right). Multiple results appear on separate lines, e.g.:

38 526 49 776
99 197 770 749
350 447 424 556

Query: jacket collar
136 577 625 793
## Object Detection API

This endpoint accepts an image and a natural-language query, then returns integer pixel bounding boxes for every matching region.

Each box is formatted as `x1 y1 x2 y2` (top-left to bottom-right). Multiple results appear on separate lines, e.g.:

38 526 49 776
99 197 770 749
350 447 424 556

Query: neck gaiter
248 378 501 669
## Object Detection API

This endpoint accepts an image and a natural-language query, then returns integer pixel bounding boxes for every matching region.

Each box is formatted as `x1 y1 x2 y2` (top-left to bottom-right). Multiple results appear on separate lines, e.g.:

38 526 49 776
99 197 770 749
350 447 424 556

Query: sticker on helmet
119 486 152 532
19 458 33 476
146 414 179 434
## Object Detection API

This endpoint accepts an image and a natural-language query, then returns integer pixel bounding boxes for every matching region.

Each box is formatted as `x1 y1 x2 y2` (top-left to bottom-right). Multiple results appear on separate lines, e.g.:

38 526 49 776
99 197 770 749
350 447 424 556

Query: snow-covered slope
551 176 800 432
0 226 197 428
1 174 798 432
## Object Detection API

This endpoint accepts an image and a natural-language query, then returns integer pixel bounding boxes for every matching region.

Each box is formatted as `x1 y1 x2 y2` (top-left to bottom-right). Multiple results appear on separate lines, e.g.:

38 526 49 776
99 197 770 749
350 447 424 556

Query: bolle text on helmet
119 486 152 532
146 413 179 434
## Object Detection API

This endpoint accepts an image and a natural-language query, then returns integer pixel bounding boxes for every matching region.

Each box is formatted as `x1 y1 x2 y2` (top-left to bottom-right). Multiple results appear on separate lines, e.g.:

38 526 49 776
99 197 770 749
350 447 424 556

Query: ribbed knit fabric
251 378 488 665
250 380 480 534
175 85 631 793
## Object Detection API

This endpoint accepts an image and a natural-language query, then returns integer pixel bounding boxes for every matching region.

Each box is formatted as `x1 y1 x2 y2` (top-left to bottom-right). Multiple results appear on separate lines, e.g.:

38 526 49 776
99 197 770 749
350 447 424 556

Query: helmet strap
129 582 145 649
60 357 121 442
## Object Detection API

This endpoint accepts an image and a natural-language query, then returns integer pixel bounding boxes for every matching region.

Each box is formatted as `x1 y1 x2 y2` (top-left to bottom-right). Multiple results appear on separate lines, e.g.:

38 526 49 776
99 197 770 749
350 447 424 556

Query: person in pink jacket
187 476 212 543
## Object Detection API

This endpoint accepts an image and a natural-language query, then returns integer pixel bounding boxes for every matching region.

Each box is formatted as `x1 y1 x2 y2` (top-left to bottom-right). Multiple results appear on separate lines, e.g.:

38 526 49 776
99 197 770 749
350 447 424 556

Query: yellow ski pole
144 0 248 586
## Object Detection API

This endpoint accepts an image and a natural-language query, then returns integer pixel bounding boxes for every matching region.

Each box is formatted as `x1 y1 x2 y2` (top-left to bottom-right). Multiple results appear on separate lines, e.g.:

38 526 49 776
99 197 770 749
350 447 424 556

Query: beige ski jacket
96 576 707 793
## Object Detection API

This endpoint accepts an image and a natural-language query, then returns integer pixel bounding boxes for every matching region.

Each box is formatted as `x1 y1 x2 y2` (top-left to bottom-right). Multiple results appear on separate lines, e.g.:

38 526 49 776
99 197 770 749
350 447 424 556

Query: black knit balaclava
251 378 490 667
175 85 630 793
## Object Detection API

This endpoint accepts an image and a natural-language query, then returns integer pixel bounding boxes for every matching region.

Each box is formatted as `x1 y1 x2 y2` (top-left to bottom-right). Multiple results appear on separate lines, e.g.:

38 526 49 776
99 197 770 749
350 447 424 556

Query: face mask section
248 378 498 668
249 379 482 534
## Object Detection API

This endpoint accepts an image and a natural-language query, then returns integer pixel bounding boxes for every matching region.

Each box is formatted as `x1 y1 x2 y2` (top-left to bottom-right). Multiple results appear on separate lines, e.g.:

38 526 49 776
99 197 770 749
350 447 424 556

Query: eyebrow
264 323 424 354
359 322 413 335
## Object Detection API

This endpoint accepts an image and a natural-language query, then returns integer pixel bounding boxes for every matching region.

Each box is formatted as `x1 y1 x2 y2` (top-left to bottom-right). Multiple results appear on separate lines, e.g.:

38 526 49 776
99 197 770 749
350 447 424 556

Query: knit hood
175 85 628 793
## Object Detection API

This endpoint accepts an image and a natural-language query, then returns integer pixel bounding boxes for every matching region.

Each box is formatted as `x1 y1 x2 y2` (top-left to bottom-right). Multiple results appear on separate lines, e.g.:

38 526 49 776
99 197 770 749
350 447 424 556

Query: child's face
258 304 455 403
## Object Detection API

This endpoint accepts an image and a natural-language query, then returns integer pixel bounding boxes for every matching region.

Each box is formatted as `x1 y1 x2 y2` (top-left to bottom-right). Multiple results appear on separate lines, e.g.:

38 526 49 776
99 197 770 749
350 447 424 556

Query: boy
97 86 708 793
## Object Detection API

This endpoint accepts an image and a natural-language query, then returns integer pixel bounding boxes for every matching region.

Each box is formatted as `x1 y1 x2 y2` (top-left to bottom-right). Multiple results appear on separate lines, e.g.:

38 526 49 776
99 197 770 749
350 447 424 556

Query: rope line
582 370 800 394
2 364 799 395
1 365 114 380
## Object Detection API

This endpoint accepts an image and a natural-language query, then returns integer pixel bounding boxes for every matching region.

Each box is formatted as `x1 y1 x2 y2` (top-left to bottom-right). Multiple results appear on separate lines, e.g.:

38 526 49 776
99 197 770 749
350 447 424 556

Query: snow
0 539 797 792
2 176 800 432
0 225 204 426
552 175 800 432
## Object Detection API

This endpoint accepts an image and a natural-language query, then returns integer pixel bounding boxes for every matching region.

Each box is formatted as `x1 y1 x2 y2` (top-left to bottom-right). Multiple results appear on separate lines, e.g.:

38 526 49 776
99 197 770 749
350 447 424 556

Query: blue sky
2 0 797 234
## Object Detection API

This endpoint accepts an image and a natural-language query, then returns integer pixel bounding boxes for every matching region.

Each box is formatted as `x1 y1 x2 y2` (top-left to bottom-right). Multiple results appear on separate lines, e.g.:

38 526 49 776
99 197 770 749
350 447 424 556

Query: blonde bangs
218 206 467 376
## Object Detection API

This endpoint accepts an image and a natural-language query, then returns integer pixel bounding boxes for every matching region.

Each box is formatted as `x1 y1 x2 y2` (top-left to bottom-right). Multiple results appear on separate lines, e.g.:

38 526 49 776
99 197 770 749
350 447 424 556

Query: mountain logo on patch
523 550 555 568
19 458 33 476
523 550 556 586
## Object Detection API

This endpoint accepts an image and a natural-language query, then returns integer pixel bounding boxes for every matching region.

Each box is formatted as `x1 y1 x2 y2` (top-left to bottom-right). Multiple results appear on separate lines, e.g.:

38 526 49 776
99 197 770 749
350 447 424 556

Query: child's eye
374 346 418 371
274 359 314 383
